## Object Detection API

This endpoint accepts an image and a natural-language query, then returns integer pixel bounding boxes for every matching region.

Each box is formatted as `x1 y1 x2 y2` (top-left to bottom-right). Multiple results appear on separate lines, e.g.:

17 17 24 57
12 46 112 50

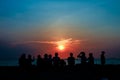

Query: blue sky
0 0 120 59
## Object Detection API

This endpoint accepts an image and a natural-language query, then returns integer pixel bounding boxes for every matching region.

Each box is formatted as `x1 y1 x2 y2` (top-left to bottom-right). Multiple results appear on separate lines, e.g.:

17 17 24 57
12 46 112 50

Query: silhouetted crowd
19 51 106 68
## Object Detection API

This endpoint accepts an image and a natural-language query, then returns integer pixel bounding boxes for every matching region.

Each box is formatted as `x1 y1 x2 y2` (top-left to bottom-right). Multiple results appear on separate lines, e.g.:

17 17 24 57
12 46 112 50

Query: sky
0 0 120 60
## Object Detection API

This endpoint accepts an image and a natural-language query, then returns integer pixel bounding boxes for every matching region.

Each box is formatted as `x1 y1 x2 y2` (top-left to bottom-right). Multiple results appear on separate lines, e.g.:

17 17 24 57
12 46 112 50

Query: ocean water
0 59 120 66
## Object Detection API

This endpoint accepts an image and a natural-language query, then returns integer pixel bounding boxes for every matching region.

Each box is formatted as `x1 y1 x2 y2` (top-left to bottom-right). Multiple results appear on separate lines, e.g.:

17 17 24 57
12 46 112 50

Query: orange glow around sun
58 45 65 50
56 39 68 51
55 38 80 51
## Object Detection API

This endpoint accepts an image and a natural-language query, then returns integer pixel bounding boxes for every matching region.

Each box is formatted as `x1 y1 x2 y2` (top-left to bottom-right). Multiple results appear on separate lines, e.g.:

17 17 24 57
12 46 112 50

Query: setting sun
58 45 65 50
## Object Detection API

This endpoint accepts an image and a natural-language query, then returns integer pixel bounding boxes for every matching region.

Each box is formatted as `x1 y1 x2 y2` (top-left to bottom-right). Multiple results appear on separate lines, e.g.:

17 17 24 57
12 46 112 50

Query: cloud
13 38 82 46
56 38 81 45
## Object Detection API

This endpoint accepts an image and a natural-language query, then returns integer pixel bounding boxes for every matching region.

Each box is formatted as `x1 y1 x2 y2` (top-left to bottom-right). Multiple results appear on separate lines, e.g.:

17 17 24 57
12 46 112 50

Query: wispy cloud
13 38 82 46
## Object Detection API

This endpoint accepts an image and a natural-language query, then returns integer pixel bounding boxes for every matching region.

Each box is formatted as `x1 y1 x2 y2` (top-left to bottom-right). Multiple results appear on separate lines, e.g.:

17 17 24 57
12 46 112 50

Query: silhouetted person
67 53 75 66
77 52 87 64
101 51 106 65
48 54 53 67
60 59 66 67
19 53 27 67
88 53 94 65
43 54 49 67
53 52 60 67
27 54 35 67
37 54 43 67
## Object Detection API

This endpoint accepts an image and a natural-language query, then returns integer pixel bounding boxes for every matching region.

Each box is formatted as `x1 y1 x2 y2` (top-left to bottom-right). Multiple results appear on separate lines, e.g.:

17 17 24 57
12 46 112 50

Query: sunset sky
0 0 120 59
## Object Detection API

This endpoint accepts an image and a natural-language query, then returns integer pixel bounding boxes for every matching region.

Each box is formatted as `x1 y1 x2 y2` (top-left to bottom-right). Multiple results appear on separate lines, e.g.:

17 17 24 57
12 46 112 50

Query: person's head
70 53 73 57
89 53 93 57
101 51 105 55
44 54 48 58
55 52 58 57
37 55 41 58
80 52 85 56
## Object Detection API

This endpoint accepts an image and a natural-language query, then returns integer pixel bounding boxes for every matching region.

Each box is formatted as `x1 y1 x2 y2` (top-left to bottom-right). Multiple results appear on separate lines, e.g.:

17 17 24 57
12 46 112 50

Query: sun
58 45 65 50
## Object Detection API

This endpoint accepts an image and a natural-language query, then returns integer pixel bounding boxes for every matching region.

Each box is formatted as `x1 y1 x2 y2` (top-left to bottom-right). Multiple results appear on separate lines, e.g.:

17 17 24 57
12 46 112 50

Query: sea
0 59 120 66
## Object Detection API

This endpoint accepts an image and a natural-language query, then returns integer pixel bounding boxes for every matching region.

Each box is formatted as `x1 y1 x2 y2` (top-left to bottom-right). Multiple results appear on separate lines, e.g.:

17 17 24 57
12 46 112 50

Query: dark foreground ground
0 64 120 80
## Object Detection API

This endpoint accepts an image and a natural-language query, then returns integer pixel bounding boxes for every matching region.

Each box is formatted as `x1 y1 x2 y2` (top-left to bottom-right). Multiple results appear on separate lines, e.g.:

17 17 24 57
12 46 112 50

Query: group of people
77 51 106 65
19 51 106 68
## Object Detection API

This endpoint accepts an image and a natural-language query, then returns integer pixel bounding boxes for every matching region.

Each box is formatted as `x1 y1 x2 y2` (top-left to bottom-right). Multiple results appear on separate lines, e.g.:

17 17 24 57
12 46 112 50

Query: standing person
48 54 53 67
77 52 87 65
67 53 75 66
43 54 49 67
19 53 27 68
101 51 106 65
27 54 35 67
37 54 43 67
88 53 94 65
60 59 66 67
53 52 60 67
